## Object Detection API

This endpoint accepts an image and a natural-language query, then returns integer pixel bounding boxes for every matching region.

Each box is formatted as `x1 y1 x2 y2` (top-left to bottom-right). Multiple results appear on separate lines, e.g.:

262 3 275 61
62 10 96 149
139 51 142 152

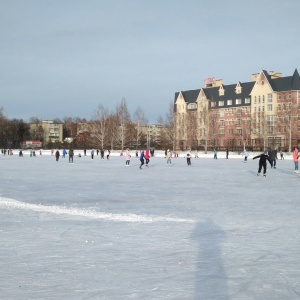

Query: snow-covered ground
0 152 299 299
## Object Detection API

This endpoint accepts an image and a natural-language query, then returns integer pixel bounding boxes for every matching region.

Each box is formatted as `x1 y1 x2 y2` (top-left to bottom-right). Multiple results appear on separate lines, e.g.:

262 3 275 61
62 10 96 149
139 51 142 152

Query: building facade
30 120 63 146
174 69 300 152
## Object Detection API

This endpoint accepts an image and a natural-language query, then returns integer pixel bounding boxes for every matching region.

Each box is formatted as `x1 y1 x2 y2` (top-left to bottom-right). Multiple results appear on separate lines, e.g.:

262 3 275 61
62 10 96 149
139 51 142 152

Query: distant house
20 140 42 149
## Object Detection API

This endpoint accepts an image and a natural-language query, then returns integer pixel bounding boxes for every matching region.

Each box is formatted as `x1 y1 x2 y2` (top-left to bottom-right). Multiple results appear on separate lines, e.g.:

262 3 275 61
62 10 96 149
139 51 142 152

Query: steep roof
262 68 300 92
203 81 254 103
174 81 254 109
174 69 300 108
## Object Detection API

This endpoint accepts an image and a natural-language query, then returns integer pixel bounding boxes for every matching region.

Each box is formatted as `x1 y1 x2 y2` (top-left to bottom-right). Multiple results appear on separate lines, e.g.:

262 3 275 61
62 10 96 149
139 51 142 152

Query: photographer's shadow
191 219 229 299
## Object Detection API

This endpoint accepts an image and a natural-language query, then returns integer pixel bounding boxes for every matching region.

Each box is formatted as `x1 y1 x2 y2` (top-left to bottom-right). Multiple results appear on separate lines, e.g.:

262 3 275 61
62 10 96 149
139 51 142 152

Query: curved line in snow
0 197 195 223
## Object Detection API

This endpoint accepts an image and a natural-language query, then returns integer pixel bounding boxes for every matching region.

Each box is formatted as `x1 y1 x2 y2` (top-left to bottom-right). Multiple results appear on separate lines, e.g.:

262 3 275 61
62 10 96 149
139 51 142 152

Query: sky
1 0 300 124
1 151 300 299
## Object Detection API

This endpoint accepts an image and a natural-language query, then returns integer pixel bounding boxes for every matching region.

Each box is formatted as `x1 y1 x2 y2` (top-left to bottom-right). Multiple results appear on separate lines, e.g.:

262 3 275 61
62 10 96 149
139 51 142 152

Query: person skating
213 149 217 159
69 149 74 163
145 148 150 166
268 149 277 168
253 152 272 177
186 151 191 165
280 150 284 160
125 148 131 166
166 149 172 164
244 149 249 162
62 149 67 158
139 150 145 169
106 150 110 160
55 150 60 162
293 147 299 173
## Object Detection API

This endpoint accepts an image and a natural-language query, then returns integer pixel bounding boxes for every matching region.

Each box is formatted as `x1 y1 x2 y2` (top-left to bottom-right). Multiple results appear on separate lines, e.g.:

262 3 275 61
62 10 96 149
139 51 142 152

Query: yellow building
174 69 300 152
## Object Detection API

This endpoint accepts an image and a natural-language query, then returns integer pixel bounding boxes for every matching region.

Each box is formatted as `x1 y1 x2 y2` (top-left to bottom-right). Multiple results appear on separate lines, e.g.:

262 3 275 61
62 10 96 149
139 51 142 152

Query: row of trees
83 98 175 150
0 98 176 150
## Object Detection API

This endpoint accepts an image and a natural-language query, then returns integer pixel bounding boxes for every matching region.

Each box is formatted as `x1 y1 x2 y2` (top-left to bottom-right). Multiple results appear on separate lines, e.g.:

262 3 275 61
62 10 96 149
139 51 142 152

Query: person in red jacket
144 148 150 166
292 147 299 173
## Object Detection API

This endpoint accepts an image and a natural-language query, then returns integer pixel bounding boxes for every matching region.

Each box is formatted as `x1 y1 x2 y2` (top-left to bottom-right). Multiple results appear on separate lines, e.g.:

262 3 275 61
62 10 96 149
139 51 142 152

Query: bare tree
162 101 176 150
133 106 147 148
186 110 197 150
88 104 110 149
115 97 131 150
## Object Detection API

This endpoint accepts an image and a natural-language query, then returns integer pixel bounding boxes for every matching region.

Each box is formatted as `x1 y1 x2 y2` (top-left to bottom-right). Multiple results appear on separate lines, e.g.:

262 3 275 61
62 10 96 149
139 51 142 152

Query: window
237 119 241 125
219 129 225 135
227 100 232 105
211 102 216 107
254 96 257 104
187 103 197 109
262 106 265 112
245 98 250 104
236 129 242 135
258 96 261 104
220 120 225 126
220 110 224 117
268 93 273 103
219 101 224 107
278 104 281 111
236 99 241 105
219 87 224 96
268 104 273 111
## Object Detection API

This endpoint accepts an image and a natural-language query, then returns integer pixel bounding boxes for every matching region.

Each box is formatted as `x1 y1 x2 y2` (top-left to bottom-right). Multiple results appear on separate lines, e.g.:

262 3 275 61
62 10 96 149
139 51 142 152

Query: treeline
0 98 175 150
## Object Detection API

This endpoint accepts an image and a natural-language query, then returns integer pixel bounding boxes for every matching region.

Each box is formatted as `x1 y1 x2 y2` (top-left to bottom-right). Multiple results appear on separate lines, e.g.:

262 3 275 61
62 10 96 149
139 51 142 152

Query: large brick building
174 69 300 152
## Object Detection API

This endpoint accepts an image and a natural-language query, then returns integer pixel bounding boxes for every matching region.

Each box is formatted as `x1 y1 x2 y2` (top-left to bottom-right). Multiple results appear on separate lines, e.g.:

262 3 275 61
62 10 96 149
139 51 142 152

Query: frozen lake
1 151 300 299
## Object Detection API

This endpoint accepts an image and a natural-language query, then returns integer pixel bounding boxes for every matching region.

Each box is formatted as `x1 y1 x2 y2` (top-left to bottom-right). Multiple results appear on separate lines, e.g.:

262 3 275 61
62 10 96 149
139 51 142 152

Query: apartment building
174 69 300 151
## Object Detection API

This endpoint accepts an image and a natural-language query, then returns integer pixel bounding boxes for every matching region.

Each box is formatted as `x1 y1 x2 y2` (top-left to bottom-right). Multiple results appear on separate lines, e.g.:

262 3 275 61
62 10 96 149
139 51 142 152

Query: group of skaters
251 148 292 177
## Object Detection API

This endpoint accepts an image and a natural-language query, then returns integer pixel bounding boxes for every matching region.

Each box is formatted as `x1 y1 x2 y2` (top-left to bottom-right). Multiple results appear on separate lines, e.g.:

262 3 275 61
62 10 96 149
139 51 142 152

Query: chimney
214 79 223 87
252 73 259 81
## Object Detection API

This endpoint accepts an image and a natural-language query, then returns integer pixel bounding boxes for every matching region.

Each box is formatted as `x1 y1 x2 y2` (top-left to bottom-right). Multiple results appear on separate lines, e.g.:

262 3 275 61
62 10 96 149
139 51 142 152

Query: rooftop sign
204 77 215 85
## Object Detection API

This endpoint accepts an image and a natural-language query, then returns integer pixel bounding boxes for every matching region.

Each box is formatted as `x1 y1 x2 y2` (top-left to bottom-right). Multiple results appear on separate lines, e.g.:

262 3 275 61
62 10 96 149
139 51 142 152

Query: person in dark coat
253 152 272 177
55 150 60 162
69 149 74 163
267 149 276 168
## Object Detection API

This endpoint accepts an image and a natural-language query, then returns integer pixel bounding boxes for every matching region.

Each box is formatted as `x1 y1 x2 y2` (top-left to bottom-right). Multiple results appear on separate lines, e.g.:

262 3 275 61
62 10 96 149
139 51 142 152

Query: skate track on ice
0 197 195 223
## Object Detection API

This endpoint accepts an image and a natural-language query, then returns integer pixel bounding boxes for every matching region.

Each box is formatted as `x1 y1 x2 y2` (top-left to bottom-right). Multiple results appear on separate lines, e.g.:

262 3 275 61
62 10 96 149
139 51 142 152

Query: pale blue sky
1 0 300 123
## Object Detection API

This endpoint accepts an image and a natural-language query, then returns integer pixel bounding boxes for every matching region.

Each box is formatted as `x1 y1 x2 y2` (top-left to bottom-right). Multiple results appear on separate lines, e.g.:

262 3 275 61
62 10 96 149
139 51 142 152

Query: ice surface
1 151 300 299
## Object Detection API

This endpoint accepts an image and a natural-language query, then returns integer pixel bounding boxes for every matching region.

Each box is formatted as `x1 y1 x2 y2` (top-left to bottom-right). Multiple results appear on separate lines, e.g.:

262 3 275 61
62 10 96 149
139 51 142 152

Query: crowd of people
3 147 300 176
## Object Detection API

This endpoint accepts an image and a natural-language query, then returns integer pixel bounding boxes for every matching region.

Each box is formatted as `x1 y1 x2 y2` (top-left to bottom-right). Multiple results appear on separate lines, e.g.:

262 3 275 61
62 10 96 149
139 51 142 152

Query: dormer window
235 83 242 94
187 103 197 110
219 86 224 96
